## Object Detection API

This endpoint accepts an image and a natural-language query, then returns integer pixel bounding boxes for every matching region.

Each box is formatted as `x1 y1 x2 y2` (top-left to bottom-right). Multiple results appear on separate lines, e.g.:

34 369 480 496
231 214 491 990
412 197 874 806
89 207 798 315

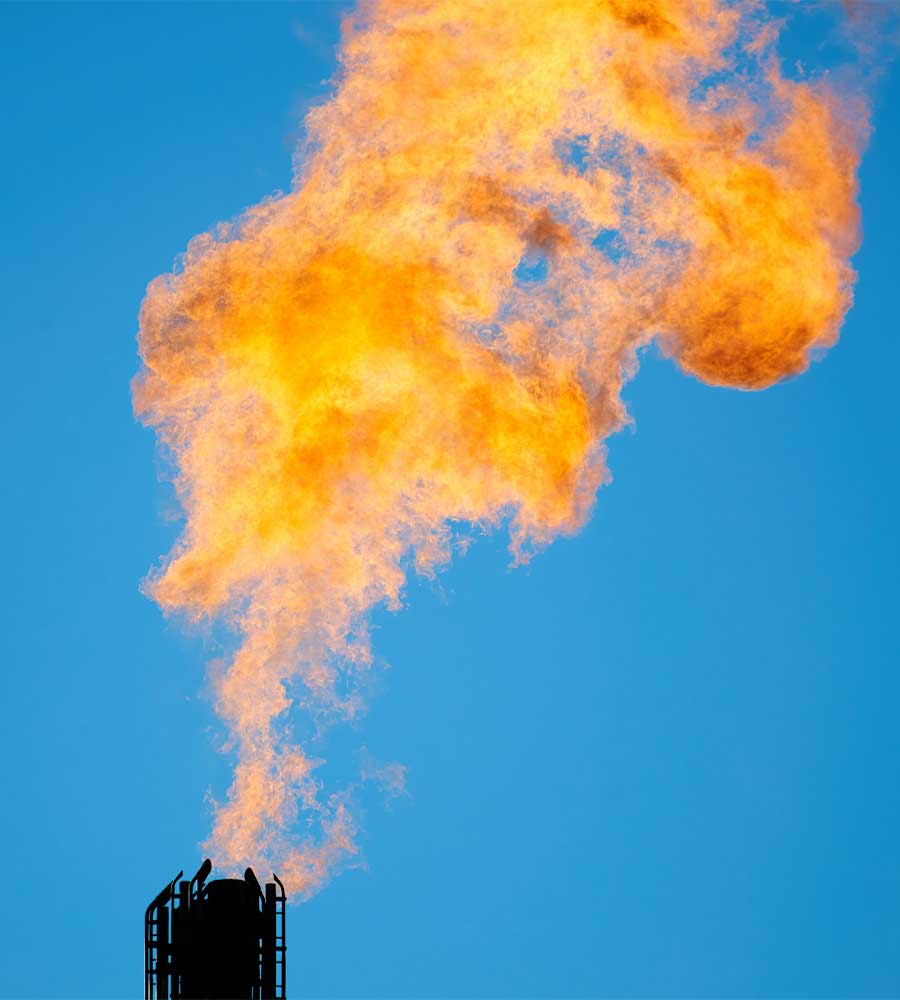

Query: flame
134 0 866 899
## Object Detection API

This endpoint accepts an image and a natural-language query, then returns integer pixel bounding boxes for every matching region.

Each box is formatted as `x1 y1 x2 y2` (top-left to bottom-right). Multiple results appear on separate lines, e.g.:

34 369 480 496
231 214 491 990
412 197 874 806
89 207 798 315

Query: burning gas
134 0 868 898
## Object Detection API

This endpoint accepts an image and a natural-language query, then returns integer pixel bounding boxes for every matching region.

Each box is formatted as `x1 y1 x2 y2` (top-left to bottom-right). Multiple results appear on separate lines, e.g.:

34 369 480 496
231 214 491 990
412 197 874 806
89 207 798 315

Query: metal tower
145 859 286 999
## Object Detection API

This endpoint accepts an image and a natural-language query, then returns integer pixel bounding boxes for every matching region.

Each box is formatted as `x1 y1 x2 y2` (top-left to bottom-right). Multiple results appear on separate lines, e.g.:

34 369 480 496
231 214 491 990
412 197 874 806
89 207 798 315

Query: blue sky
1 3 898 996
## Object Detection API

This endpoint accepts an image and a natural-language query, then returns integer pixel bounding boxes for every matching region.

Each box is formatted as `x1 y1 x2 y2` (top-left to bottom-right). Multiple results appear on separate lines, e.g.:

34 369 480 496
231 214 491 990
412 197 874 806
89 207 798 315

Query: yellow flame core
134 0 864 898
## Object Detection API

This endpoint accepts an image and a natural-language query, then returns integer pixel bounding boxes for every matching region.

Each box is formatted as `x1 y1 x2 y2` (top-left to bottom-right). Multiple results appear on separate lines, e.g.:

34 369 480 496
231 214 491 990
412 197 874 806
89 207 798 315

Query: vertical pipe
262 883 276 999
157 902 170 1000
172 881 190 999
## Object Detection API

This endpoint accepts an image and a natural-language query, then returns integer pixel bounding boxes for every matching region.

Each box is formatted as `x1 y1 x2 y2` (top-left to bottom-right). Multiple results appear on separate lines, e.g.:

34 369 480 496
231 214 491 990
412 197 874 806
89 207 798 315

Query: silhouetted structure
145 859 286 999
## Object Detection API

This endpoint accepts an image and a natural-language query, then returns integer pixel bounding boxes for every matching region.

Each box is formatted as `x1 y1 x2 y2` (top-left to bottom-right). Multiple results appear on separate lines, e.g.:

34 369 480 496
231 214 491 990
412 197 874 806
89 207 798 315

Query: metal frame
145 870 182 1000
145 860 286 1000
272 874 287 1000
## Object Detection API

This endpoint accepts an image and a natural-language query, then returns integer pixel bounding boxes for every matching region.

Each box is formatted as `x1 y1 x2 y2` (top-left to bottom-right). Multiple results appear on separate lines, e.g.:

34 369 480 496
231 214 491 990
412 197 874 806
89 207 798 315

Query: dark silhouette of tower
145 859 286 999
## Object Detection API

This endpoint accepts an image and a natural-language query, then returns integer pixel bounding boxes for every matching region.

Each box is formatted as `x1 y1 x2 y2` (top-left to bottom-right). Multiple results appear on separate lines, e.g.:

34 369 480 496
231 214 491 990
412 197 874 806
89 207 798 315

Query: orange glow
134 0 865 898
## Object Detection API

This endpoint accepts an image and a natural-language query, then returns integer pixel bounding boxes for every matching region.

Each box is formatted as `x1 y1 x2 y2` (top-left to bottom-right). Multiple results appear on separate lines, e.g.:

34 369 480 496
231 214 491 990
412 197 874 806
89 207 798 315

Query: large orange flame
134 0 866 899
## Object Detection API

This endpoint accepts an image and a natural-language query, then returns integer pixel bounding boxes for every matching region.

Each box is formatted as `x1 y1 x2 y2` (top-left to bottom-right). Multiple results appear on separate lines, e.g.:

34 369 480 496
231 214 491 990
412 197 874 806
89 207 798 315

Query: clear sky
1 2 898 997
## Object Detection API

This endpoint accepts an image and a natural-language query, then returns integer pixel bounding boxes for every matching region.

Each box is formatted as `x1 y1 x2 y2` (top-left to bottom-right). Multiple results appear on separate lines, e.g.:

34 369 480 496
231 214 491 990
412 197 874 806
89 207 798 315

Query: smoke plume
134 0 869 898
